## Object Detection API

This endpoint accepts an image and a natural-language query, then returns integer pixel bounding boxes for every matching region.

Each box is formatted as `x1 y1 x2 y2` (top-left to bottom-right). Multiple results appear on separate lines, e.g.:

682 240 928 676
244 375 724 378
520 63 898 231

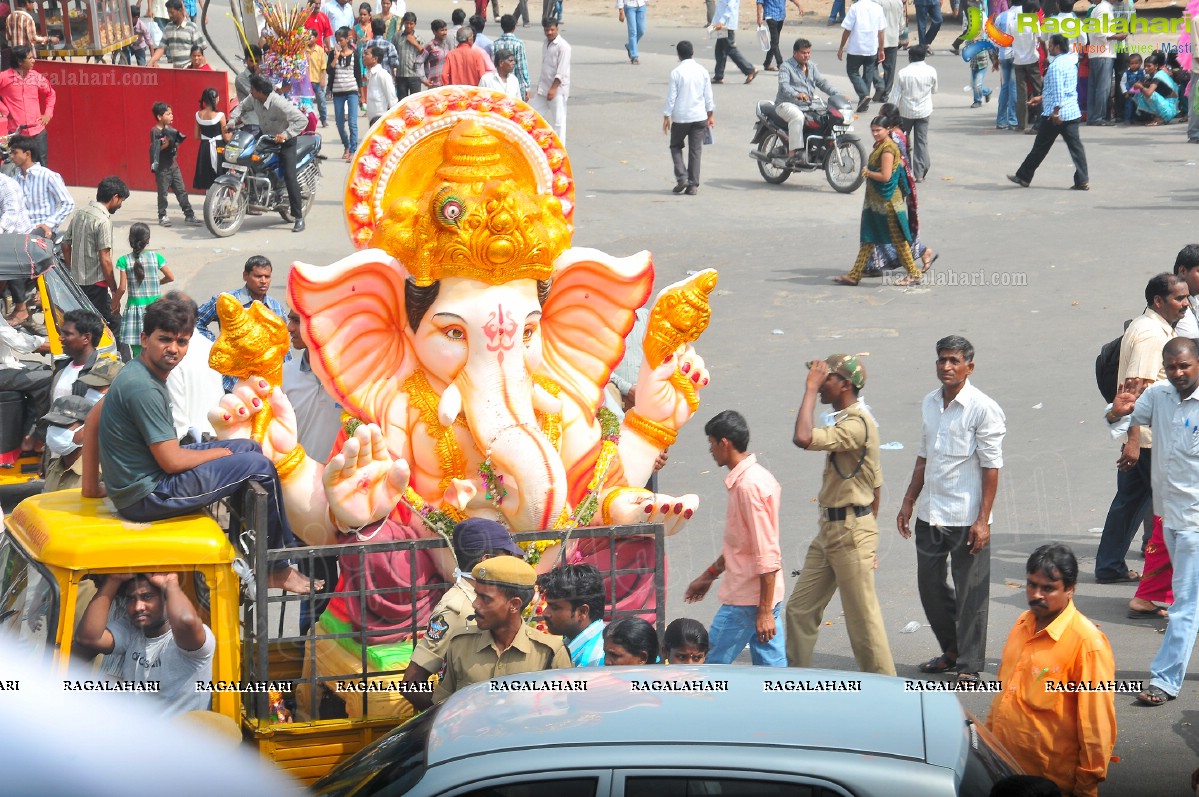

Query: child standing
115 223 174 359
970 49 995 107
150 102 201 228
1121 52 1144 123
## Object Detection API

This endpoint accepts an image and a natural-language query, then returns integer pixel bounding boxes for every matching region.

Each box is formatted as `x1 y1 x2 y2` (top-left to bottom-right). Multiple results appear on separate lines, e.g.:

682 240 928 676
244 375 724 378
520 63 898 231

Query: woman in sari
1133 51 1180 126
834 116 925 286
861 105 937 278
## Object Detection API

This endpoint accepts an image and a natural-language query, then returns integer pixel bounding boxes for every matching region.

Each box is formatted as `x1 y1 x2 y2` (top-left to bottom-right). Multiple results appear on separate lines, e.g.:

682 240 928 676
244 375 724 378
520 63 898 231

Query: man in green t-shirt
82 296 313 594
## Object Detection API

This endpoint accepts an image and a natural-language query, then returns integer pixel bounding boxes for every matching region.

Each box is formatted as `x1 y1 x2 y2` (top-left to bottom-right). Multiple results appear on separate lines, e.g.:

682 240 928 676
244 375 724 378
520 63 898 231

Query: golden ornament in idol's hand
208 293 291 443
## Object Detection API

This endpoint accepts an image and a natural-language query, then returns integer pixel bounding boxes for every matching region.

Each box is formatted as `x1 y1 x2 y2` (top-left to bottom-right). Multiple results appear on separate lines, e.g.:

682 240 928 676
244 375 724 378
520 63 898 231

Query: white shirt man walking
532 18 570 143
662 40 715 196
837 0 887 112
897 44 937 181
897 335 1006 684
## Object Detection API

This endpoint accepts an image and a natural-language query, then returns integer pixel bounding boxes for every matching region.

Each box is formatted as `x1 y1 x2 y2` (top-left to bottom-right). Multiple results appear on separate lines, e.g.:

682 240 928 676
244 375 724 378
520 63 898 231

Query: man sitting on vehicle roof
76 572 215 716
432 555 571 704
80 296 316 594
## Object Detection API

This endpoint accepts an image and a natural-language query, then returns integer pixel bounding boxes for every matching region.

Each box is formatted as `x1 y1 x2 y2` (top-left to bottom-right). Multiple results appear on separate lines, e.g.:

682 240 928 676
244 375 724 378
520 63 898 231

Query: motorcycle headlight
224 146 241 161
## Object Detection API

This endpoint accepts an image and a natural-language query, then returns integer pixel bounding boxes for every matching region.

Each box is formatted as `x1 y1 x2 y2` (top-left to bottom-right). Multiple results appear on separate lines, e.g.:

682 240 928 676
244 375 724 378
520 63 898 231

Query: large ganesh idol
222 88 717 619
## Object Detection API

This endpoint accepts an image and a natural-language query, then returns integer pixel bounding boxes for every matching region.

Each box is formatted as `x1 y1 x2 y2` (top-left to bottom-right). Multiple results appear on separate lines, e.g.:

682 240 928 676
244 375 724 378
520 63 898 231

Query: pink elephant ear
288 250 415 423
540 248 655 415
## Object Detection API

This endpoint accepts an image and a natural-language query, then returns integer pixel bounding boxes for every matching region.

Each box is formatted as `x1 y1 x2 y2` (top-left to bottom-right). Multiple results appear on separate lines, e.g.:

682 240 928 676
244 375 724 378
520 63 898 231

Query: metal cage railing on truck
223 482 666 723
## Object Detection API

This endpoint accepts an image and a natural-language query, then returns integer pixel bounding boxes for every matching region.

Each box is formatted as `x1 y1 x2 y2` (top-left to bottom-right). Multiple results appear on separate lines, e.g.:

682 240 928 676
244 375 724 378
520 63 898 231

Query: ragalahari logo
960 6 1015 61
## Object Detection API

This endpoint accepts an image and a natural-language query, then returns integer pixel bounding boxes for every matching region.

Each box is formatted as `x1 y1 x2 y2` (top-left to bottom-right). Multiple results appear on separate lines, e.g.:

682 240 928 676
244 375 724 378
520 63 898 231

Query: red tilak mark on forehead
483 305 519 354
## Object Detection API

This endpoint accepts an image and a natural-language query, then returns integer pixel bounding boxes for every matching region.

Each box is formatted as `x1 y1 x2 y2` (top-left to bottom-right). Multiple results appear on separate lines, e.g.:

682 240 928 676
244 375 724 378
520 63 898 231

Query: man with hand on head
787 355 895 675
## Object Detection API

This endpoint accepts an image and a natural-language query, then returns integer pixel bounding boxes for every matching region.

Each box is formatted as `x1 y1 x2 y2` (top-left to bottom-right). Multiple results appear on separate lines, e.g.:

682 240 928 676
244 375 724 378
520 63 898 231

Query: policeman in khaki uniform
431 555 571 704
786 354 896 676
404 518 525 708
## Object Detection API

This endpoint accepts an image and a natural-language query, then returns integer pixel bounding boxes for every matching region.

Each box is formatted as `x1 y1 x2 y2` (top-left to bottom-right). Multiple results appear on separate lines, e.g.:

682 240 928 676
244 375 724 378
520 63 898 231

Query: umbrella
0 234 58 282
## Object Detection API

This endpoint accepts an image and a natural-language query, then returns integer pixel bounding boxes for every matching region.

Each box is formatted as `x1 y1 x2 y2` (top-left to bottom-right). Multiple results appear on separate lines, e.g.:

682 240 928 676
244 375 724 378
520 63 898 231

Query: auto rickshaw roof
0 234 57 281
3 490 237 571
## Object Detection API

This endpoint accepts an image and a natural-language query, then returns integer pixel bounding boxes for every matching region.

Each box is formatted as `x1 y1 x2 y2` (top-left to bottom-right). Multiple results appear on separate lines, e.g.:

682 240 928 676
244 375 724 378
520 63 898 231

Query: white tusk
438 382 463 427
532 383 562 414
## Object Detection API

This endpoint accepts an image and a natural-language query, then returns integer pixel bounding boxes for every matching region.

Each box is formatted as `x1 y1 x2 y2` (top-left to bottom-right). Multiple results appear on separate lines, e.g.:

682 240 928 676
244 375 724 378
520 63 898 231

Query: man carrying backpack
1094 274 1189 584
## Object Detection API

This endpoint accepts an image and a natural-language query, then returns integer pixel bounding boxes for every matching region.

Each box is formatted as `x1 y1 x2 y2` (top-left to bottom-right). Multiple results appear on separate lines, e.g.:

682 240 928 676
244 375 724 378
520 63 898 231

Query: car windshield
314 704 440 797
0 534 57 661
959 716 1019 796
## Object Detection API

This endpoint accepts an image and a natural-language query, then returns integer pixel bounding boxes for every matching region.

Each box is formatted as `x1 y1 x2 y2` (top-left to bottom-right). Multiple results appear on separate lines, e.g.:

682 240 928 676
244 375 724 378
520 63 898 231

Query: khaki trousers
784 513 896 675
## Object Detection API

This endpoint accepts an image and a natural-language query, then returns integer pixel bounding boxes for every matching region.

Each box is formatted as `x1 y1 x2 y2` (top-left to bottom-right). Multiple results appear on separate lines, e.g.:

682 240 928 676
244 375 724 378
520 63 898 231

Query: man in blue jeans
683 410 785 666
82 296 314 594
913 0 942 49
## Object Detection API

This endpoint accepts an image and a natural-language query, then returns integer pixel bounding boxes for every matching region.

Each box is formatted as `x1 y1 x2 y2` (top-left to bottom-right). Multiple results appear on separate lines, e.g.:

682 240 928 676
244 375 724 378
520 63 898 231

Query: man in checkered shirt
150 0 205 68
1008 33 1090 191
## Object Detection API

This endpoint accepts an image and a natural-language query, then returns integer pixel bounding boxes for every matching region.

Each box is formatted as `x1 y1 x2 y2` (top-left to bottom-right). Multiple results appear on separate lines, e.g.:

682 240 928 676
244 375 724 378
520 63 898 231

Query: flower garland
520 407 622 565
478 458 507 507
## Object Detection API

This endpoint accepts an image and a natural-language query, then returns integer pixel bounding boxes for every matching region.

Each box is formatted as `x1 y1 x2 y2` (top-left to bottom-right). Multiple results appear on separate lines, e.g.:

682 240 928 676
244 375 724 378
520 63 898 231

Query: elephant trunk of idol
438 349 568 532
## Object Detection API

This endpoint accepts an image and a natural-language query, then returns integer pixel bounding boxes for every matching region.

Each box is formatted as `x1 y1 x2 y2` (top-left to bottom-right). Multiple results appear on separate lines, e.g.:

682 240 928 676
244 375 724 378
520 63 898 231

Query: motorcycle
203 126 322 237
749 95 867 193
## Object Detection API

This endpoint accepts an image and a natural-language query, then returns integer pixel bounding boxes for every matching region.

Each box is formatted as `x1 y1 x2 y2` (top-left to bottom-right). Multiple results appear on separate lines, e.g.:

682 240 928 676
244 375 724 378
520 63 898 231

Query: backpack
1095 319 1133 403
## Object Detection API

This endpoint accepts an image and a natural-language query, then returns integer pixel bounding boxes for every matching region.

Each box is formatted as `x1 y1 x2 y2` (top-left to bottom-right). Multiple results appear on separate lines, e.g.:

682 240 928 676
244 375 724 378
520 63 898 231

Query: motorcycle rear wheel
204 181 248 237
825 139 867 194
756 132 792 185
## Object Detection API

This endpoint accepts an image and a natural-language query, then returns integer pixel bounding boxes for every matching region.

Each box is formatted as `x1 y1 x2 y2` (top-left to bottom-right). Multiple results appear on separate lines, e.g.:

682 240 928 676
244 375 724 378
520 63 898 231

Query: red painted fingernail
664 353 673 363
691 371 701 383
681 361 690 374
238 407 247 416
702 378 709 386
684 509 693 519
644 505 653 514
252 398 261 408
259 380 268 389
660 504 669 513
223 413 231 421
674 502 683 513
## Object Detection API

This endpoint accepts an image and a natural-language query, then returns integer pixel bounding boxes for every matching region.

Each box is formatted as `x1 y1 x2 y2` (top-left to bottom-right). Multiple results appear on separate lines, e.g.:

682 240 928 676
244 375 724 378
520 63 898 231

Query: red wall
40 63 229 194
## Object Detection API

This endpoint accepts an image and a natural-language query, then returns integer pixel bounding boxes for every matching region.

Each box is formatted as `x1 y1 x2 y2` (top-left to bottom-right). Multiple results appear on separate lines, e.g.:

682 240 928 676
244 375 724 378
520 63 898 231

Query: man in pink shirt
0 46 55 165
684 409 786 666
787 354 896 675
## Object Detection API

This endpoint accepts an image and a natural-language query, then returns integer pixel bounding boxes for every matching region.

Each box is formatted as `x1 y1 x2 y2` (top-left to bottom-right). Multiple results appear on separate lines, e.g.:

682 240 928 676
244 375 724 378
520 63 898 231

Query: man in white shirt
837 0 887 113
1173 245 1199 339
479 48 522 97
0 172 31 235
322 0 354 35
872 0 904 102
365 45 399 126
710 0 759 84
162 291 223 443
896 45 937 181
897 336 1005 684
533 18 571 143
662 40 715 196
1011 0 1043 132
282 308 342 462
1085 0 1122 125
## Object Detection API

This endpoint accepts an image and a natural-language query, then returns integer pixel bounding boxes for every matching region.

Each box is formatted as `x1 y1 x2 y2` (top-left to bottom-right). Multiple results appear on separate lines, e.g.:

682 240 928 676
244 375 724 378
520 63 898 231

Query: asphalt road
71 5 1199 794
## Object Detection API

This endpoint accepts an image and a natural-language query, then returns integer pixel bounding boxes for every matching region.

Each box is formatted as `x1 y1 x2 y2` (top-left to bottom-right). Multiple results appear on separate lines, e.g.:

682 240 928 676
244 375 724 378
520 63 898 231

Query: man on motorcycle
775 38 843 162
228 74 310 233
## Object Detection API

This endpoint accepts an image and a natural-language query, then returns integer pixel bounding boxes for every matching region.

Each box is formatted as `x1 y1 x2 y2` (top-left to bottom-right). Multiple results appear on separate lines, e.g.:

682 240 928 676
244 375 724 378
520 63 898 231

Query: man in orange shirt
442 26 493 87
684 409 786 666
987 543 1117 797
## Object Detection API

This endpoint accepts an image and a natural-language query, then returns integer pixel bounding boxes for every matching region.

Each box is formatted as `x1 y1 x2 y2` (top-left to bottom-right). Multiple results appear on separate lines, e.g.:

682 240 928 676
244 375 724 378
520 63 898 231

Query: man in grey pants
896 335 1006 683
896 45 936 180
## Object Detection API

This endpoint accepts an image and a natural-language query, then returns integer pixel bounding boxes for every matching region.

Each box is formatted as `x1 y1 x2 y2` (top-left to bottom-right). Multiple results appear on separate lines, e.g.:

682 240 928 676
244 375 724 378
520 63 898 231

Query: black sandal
1136 685 1176 706
918 654 957 674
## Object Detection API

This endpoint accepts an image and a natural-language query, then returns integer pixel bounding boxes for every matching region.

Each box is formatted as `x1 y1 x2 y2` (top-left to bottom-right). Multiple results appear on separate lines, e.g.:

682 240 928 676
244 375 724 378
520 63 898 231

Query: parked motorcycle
749 96 866 193
203 126 322 237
